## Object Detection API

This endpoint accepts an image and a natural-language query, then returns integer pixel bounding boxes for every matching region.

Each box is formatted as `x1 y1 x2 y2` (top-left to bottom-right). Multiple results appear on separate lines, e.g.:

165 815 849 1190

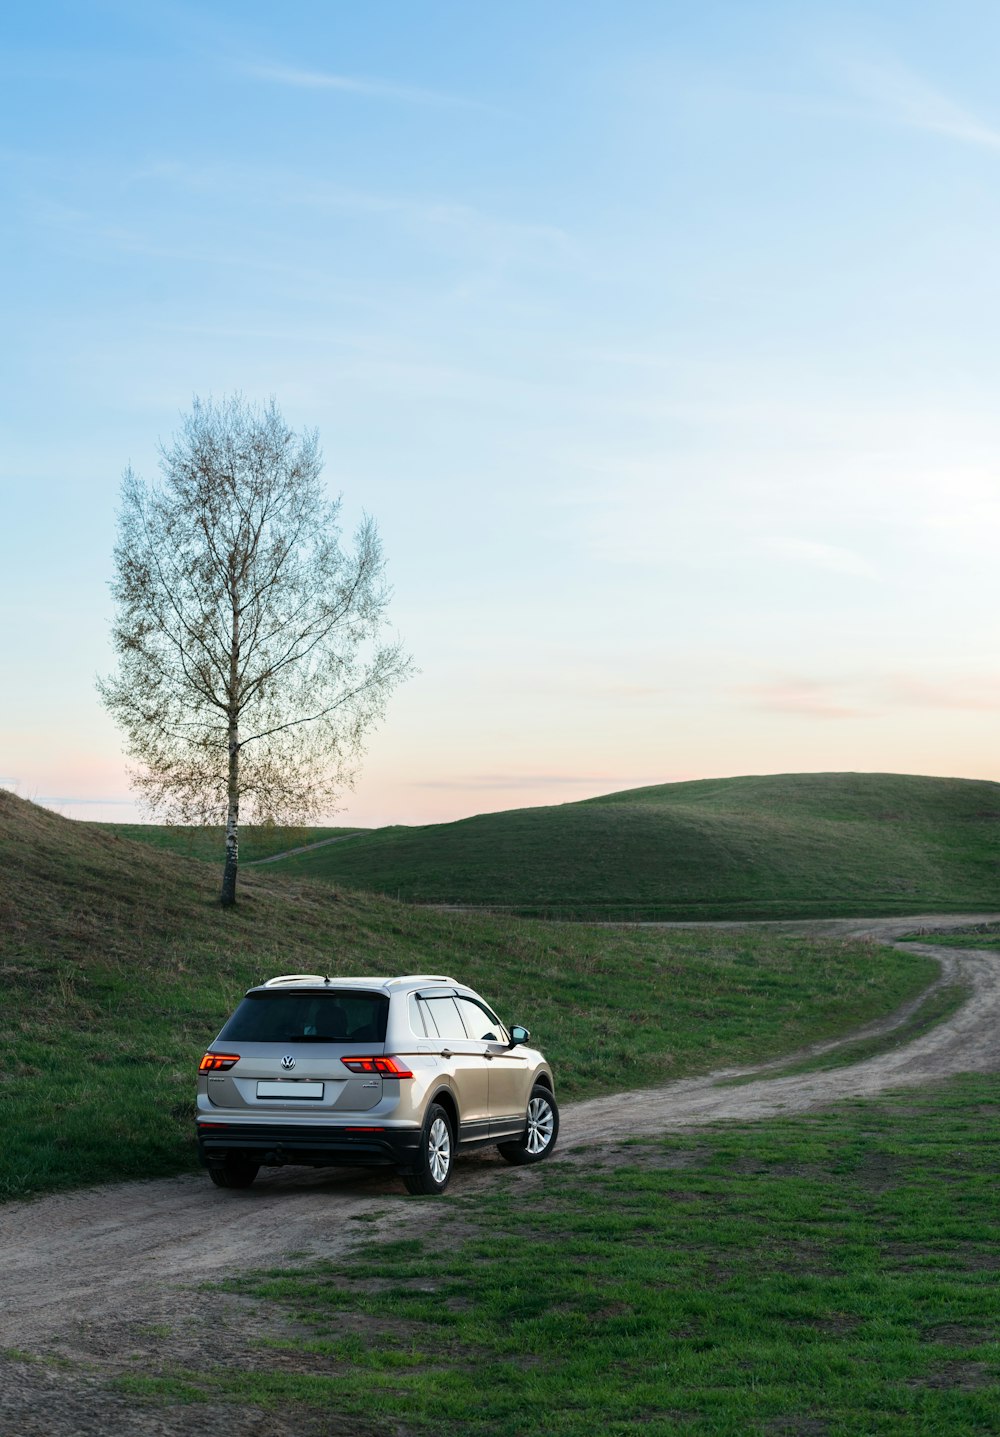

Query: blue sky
3 1 1000 826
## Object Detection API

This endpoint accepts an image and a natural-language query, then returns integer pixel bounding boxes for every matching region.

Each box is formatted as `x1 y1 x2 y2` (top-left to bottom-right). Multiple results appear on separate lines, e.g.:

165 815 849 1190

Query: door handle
440 1049 452 1058
484 1052 493 1061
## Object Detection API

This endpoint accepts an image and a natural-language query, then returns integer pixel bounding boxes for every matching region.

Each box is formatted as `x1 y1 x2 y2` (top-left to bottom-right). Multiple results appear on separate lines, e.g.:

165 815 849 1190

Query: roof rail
263 973 328 987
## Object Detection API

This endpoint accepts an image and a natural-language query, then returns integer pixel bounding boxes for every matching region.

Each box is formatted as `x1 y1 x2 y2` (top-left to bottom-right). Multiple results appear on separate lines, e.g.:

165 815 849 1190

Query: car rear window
218 990 388 1043
408 993 505 1042
412 994 467 1040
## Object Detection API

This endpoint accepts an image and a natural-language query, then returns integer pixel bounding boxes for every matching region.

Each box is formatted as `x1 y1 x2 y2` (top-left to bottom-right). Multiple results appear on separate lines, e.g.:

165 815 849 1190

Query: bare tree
99 395 411 906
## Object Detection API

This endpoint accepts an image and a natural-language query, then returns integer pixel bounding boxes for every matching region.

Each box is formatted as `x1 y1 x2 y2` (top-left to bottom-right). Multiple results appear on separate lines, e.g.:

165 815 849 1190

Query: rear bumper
196 1120 422 1171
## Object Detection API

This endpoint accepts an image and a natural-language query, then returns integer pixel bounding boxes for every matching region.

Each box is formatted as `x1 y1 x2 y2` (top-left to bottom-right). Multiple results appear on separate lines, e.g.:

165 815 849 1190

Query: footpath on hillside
243 831 364 865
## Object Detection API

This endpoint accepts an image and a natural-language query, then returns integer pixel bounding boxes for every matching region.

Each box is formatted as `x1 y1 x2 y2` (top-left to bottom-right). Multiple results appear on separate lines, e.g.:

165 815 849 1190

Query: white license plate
256 1080 325 1100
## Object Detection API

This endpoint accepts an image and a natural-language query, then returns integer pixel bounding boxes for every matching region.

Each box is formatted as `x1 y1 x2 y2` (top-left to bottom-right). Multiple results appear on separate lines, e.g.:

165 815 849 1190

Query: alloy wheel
428 1115 451 1183
526 1095 555 1154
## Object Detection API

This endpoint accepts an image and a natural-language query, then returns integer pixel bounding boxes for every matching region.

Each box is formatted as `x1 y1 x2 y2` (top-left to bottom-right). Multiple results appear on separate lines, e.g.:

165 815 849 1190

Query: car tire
402 1104 454 1196
498 1085 559 1165
207 1157 259 1189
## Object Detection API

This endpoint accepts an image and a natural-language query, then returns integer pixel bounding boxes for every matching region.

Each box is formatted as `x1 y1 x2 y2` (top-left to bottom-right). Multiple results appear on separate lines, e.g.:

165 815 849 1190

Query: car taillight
341 1056 414 1078
199 1052 240 1072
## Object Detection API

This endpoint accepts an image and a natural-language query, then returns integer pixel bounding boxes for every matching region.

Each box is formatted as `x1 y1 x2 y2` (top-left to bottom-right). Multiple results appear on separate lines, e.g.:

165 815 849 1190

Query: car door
454 996 530 1139
414 993 491 1141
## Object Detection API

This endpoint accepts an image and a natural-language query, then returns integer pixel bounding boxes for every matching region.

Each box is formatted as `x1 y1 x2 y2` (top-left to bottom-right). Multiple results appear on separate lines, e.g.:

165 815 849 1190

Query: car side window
455 996 503 1043
419 996 468 1041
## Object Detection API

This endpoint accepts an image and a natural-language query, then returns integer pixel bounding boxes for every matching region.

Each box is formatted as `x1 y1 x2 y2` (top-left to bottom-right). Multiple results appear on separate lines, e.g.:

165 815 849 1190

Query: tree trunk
221 590 241 908
220 725 239 906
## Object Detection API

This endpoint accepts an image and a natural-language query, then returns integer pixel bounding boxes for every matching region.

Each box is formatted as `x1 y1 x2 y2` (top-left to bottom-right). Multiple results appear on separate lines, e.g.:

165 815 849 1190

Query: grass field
117 1074 1000 1435
224 772 1000 920
7 787 997 1431
1 789 938 1199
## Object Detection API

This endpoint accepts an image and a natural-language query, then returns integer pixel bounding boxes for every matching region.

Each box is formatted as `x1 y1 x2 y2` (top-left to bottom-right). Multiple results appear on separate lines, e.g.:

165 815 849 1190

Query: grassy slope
126 1075 1000 1435
0 790 936 1198
254 772 1000 919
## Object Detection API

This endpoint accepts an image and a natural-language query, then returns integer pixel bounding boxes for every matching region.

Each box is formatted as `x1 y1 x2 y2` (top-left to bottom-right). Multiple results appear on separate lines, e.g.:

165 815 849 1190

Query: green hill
1 788 937 1197
261 772 1000 919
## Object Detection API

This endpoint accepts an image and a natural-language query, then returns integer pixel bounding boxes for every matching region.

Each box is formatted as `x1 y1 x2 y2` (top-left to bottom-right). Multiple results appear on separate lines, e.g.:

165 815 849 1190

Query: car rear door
203 988 389 1116
413 992 491 1141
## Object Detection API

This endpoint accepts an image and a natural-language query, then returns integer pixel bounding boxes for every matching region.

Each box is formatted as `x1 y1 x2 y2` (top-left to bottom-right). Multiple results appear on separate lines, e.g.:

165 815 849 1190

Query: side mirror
508 1024 530 1047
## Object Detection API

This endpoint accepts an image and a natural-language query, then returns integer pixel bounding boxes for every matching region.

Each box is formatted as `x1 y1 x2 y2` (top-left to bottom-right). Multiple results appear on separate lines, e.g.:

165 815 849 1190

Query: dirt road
1 915 998 1434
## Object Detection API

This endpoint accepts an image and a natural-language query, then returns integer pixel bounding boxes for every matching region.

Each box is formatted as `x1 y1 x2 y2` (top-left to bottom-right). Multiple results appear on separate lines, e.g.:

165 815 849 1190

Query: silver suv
196 974 558 1195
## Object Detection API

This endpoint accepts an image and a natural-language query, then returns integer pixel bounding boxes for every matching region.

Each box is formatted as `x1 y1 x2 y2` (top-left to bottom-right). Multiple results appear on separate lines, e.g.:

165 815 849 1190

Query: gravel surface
2 913 998 1435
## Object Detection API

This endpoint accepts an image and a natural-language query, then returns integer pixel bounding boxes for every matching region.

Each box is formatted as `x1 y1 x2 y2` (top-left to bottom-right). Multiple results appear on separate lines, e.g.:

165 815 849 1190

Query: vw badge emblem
281 1054 296 1071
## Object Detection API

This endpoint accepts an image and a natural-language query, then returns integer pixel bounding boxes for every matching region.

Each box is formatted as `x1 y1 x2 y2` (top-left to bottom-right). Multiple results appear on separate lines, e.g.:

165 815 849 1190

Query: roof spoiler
262 973 329 986
258 973 458 988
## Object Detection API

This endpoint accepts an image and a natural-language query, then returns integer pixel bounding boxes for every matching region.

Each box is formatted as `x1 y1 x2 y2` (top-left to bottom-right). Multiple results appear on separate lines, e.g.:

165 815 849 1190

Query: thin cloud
37 795 137 806
412 775 617 791
762 537 881 581
743 671 1000 721
742 678 872 721
103 161 579 271
884 675 1000 713
844 57 1000 152
242 62 486 110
